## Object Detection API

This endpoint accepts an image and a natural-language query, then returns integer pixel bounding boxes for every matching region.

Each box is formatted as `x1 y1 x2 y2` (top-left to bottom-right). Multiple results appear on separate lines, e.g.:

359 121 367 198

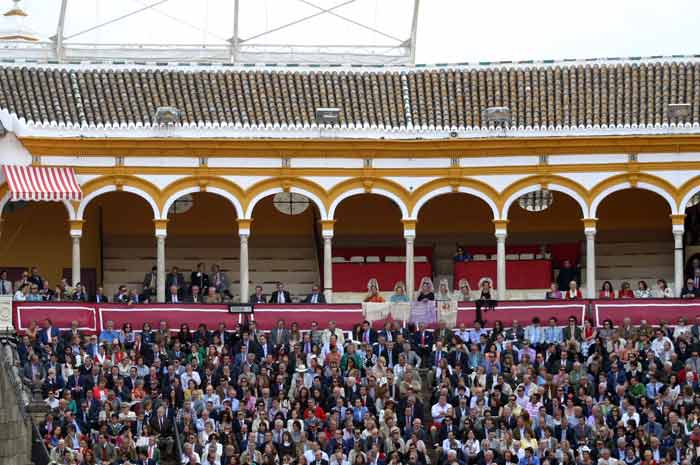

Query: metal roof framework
2 0 420 65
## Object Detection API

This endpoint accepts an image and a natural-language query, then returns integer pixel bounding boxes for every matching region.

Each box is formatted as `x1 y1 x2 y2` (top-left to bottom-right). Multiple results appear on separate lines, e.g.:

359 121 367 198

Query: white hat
295 364 307 373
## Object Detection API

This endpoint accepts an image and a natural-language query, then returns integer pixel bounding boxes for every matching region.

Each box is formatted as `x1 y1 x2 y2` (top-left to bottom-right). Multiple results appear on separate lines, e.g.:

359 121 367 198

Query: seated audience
435 279 452 301
634 280 652 298
364 278 385 303
565 280 582 299
599 281 616 299
453 245 472 262
653 278 673 298
682 278 699 299
389 281 409 303
415 277 435 302
618 281 635 299
303 284 326 304
250 284 267 304
545 282 562 300
455 278 472 301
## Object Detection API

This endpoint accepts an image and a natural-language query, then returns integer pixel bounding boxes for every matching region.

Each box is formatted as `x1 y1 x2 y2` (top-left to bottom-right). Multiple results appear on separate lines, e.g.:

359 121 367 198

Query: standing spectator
190 262 209 295
270 282 291 304
0 270 12 295
210 264 230 296
165 266 185 293
556 260 578 294
142 266 158 300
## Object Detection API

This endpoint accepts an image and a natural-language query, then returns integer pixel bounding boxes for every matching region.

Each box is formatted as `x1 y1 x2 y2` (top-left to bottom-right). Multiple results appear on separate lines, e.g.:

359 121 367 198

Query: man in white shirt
322 320 345 347
431 394 450 424
650 329 674 357
180 363 201 387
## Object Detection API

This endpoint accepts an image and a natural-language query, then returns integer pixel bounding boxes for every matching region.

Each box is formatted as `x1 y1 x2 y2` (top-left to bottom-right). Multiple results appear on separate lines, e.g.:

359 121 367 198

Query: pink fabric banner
14 303 97 333
593 299 700 326
456 300 588 328
251 304 364 330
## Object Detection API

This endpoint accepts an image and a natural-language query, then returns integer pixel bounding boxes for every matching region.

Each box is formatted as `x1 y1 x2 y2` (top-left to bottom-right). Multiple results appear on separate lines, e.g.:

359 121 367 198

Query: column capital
493 219 508 237
320 219 335 238
69 220 84 238
671 213 686 234
237 218 253 237
581 217 598 234
153 219 168 238
671 213 686 225
402 218 417 238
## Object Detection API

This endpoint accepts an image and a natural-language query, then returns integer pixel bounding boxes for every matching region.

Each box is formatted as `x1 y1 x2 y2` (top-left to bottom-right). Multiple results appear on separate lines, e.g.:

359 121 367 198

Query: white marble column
239 235 249 303
323 237 333 303
69 221 83 287
71 236 81 286
495 232 507 300
672 215 686 298
156 234 166 302
238 219 252 303
321 220 335 303
403 220 417 300
585 230 596 299
674 231 684 297
154 219 167 303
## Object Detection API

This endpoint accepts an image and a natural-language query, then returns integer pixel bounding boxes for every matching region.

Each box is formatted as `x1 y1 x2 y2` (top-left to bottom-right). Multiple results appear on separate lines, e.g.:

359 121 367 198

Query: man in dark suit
303 284 326 304
165 266 185 293
250 285 267 304
357 320 377 345
412 322 433 362
113 285 130 304
142 266 158 300
190 262 209 295
39 319 60 345
269 282 292 304
184 285 203 303
150 406 174 455
166 285 183 303
93 286 109 303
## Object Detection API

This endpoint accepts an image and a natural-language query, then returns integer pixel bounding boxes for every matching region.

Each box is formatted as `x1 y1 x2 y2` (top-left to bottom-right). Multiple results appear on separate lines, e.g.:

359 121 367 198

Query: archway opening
83 190 158 298
248 193 321 302
164 191 239 299
596 188 672 294
416 193 494 297
333 193 407 300
505 191 584 298
0 200 76 295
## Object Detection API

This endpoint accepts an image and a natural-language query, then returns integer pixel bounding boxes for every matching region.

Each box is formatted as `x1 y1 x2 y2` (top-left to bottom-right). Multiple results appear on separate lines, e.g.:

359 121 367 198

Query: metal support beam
409 0 420 64
54 0 69 62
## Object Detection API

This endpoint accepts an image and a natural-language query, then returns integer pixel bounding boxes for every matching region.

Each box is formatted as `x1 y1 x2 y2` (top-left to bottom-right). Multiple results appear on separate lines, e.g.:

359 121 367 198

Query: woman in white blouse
652 279 674 298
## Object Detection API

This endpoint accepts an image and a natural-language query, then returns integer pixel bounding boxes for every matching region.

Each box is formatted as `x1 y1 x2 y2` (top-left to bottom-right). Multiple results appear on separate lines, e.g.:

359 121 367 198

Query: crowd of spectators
15 300 700 465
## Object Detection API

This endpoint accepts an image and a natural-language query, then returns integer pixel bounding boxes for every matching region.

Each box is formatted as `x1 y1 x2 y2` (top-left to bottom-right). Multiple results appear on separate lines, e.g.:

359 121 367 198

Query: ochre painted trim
19 134 700 158
671 214 686 226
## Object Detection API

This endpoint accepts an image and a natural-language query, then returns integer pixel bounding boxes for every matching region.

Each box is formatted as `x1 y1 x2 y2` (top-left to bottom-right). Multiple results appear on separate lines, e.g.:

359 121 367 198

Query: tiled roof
0 60 699 132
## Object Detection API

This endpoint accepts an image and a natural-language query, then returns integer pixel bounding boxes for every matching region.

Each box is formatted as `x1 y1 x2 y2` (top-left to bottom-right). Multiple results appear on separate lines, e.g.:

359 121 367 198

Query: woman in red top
618 281 635 299
598 281 615 299
565 280 582 300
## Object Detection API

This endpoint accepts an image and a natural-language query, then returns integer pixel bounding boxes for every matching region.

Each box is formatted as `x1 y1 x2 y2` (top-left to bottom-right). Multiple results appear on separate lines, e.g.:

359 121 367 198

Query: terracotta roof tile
0 61 698 131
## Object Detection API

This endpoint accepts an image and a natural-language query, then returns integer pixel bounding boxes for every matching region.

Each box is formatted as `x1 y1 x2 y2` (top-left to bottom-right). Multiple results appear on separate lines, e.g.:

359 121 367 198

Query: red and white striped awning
2 165 82 201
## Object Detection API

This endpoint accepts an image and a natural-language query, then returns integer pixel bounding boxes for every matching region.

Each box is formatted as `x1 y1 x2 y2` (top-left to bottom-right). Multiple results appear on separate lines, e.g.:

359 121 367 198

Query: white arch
501 183 589 220
0 190 76 220
77 185 160 220
244 187 328 220
160 186 244 220
328 187 410 220
679 187 700 213
411 186 499 219
590 182 677 218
